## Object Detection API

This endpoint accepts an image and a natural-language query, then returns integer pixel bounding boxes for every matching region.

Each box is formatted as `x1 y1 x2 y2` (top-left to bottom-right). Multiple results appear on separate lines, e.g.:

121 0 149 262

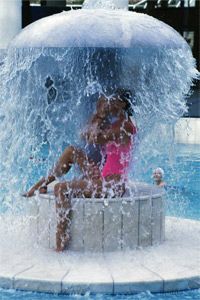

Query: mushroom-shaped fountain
0 0 199 295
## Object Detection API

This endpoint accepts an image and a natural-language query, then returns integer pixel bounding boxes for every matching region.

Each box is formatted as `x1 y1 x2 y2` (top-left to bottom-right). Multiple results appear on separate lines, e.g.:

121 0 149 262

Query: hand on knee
54 182 70 200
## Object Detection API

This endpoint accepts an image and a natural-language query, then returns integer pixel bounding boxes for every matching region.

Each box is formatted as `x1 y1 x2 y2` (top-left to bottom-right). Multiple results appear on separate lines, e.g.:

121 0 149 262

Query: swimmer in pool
24 88 137 251
152 168 166 187
152 168 187 192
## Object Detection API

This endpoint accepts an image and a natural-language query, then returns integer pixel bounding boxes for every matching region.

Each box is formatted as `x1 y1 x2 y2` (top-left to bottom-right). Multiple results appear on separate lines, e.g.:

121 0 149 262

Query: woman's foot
56 231 70 252
22 188 36 197
39 186 48 194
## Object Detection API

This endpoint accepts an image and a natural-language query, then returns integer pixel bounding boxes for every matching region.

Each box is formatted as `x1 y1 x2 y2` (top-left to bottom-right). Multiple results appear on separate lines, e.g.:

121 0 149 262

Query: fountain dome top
10 9 189 50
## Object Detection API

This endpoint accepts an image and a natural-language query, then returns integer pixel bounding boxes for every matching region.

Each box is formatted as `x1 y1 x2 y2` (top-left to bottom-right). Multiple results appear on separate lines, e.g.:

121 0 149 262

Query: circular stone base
26 182 165 251
0 217 199 294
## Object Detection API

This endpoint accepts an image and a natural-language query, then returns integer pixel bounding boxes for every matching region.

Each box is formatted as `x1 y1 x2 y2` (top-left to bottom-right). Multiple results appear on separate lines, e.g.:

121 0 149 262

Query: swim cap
153 168 165 177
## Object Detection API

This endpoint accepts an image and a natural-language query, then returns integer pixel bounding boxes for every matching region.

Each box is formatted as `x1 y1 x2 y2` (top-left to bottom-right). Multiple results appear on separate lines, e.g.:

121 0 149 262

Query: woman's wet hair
114 88 134 116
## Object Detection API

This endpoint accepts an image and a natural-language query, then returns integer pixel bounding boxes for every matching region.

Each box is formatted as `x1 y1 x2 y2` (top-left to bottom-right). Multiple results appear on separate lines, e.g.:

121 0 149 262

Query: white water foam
10 9 189 49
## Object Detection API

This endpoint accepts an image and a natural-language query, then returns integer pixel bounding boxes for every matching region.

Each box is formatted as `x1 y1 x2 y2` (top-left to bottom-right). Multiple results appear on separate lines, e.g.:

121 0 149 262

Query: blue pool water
164 143 200 220
1 289 200 300
141 143 200 220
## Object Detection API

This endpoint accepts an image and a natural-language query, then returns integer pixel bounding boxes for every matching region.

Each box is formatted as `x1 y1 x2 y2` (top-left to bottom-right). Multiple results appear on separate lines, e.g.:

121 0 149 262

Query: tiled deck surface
0 217 199 295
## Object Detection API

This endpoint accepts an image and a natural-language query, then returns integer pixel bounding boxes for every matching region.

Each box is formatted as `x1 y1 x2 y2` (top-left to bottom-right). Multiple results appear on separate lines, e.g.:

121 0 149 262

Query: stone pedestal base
26 182 165 251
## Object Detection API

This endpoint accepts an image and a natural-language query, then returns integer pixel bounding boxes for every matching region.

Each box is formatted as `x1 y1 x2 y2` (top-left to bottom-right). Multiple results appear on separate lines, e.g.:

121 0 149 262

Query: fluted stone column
0 0 22 49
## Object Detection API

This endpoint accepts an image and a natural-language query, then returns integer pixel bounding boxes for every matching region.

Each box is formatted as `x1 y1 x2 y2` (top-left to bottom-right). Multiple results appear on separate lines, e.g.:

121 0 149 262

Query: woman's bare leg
54 183 71 252
54 179 102 252
25 146 99 197
53 145 101 179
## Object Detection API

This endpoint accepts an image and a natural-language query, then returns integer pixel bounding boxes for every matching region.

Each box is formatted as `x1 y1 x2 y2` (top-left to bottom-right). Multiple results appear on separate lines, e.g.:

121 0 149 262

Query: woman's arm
89 118 135 145
81 114 103 138
81 95 108 141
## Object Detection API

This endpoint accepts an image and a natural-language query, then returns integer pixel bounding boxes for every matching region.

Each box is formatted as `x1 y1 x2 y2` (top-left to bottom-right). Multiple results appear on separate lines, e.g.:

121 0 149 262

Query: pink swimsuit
101 122 137 178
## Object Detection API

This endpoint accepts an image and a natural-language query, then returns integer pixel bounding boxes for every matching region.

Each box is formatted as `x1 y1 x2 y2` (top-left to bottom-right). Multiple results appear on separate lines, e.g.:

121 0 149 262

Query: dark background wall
21 0 200 117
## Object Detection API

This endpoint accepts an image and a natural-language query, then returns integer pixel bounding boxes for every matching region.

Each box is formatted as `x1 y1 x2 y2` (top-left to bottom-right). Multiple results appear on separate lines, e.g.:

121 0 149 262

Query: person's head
96 95 109 119
109 88 133 117
152 168 164 184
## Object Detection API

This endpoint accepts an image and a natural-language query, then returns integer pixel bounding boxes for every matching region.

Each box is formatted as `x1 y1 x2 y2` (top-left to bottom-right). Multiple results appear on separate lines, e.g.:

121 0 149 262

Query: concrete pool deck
0 216 199 295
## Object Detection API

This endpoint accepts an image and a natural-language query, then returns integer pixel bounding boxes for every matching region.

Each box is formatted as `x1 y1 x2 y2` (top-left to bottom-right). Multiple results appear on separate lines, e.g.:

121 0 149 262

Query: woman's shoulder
127 117 137 134
111 116 137 135
129 116 136 126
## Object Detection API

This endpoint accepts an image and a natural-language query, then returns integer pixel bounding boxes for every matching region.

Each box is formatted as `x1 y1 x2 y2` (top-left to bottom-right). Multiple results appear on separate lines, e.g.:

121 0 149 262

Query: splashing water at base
0 289 200 300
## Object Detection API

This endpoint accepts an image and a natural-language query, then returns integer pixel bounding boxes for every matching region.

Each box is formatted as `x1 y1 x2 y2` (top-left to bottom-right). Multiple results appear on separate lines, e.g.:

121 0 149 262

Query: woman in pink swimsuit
25 89 137 251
